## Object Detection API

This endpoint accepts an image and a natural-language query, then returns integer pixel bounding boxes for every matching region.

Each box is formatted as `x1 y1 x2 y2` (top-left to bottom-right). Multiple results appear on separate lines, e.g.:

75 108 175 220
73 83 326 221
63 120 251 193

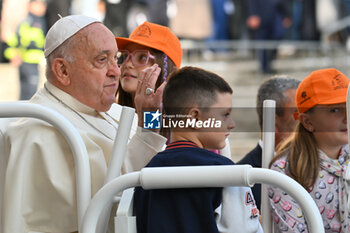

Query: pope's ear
51 58 71 86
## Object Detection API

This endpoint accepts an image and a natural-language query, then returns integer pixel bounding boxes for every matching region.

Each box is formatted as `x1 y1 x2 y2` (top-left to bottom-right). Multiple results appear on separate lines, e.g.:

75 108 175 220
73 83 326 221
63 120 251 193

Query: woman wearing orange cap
268 68 350 233
115 21 182 108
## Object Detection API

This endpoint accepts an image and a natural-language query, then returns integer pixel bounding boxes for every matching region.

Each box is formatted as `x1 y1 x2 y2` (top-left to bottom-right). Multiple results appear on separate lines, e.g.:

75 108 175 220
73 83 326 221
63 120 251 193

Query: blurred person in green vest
4 0 47 100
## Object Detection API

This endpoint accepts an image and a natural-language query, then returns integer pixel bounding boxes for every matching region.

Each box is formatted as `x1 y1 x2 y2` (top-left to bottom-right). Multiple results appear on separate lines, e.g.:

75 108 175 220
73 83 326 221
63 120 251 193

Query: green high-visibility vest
4 21 45 64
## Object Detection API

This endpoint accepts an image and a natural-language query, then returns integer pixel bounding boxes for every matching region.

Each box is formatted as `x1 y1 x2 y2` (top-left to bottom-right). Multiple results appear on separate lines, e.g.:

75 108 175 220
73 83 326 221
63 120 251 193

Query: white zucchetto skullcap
44 15 100 57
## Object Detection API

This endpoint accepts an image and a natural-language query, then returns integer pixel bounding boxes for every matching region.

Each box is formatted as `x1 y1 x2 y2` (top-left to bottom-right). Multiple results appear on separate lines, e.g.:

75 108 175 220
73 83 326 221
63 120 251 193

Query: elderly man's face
276 88 298 146
69 23 120 112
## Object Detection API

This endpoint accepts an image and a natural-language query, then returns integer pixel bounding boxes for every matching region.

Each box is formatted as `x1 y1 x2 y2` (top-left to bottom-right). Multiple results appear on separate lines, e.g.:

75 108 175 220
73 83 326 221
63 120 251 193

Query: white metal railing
261 100 276 233
180 39 343 54
0 102 91 231
105 106 135 183
96 106 135 233
181 39 325 50
81 165 324 233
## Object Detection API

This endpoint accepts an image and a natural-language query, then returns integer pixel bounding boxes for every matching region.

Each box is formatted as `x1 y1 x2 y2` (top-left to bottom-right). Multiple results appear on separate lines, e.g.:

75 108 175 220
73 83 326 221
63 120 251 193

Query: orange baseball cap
295 68 349 115
116 21 182 68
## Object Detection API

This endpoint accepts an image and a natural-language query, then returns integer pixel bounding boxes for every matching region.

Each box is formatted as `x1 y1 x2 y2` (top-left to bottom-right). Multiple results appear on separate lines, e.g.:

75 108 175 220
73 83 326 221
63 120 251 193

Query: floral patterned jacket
269 145 350 233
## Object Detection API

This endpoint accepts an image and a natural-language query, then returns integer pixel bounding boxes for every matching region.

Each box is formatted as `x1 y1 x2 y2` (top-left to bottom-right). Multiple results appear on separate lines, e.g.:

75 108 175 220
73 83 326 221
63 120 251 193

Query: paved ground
1 49 350 162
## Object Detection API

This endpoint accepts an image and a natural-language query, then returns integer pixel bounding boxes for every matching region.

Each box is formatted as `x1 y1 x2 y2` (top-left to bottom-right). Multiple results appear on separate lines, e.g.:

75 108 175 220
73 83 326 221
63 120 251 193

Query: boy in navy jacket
134 66 263 233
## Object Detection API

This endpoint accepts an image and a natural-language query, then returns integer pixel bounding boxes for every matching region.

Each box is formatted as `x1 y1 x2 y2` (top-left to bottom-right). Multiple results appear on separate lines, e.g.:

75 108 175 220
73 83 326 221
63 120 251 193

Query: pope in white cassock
1 15 167 233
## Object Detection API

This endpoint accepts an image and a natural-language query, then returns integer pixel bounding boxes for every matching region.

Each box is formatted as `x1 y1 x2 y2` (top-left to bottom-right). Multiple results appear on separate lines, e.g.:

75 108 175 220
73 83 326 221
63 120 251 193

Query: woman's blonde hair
270 120 319 190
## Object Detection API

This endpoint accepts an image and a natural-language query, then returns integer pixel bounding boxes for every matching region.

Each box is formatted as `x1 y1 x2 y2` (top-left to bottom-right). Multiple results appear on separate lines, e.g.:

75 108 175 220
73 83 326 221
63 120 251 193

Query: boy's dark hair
163 66 232 115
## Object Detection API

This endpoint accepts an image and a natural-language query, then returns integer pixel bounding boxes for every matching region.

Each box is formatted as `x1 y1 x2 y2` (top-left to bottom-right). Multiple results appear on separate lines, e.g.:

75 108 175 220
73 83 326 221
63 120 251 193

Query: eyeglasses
117 50 155 67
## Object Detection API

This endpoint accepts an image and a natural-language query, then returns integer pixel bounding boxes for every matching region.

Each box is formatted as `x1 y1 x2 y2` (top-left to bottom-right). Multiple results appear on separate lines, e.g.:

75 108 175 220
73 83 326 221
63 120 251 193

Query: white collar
45 82 97 116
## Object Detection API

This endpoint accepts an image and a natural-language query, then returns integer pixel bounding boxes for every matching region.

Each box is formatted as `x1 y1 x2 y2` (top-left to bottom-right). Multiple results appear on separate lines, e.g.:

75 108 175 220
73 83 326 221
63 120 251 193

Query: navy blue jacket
134 141 235 233
246 0 290 40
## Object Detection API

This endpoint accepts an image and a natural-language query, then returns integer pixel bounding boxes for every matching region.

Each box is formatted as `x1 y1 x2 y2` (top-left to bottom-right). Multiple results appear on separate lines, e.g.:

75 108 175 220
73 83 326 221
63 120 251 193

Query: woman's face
119 43 155 96
306 103 348 149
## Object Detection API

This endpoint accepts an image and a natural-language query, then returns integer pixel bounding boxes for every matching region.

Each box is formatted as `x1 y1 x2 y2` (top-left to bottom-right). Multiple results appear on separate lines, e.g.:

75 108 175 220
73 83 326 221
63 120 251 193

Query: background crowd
1 0 350 100
2 0 350 58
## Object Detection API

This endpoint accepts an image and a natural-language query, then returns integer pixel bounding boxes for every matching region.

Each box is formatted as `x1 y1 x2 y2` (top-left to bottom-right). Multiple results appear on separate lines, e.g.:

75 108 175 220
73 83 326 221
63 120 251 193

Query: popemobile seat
0 101 136 233
0 102 91 232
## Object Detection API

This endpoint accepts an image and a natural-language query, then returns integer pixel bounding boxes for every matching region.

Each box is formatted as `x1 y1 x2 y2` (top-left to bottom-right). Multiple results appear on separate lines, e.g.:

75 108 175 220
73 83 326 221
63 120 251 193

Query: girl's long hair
270 121 319 190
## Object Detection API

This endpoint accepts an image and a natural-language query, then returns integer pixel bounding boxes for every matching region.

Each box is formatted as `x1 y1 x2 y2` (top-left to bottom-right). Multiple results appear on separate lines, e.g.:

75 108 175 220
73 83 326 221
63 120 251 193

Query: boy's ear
51 58 71 86
188 107 200 120
299 113 314 132
187 107 201 129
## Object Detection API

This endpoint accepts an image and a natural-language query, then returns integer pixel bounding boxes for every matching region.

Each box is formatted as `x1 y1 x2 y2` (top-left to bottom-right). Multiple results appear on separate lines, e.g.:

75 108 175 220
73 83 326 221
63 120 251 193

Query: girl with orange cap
115 21 232 161
115 21 182 108
268 68 350 233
